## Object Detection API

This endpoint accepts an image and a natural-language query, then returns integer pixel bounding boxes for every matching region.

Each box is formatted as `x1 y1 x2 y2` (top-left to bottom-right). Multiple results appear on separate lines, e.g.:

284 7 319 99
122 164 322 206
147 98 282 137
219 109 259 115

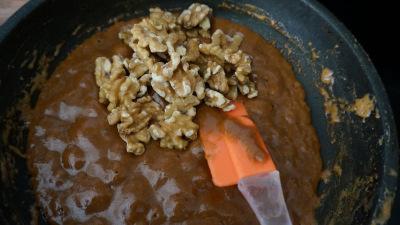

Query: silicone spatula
199 102 292 225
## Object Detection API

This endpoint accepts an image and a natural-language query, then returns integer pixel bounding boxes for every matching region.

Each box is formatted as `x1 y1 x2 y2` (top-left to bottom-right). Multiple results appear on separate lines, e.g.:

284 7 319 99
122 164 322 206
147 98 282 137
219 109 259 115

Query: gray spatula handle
238 171 292 225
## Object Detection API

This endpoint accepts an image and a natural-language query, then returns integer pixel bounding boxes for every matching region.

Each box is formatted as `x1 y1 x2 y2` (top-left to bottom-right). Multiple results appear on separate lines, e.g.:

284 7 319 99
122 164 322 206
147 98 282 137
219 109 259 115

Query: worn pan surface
0 0 398 224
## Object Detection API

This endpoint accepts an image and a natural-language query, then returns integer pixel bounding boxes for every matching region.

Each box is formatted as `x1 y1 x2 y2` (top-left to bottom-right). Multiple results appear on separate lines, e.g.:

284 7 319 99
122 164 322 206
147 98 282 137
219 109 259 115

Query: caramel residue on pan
308 42 319 61
319 67 340 123
371 189 395 225
321 164 342 183
325 101 340 123
321 169 332 183
333 164 342 176
218 1 294 45
389 169 398 177
375 108 381 119
321 67 334 85
319 87 340 123
351 94 375 119
318 67 376 123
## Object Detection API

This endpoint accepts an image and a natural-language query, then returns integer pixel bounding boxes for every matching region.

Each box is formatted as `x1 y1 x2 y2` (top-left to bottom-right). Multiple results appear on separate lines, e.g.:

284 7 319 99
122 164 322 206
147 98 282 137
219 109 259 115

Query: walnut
185 29 210 39
150 63 175 99
107 96 162 134
164 95 200 118
123 55 148 78
199 29 243 61
121 128 150 155
169 66 198 97
178 3 212 29
204 88 235 111
179 3 211 39
95 55 141 111
182 38 200 62
167 30 187 45
199 31 224 61
129 43 154 67
194 75 205 100
226 50 252 84
138 73 151 97
176 45 187 56
120 7 178 56
227 85 238 100
162 40 182 78
118 75 141 104
94 4 258 154
149 124 166 140
118 26 134 46
94 57 111 88
148 7 177 30
181 62 205 100
238 81 258 98
142 33 186 80
228 76 238 86
158 111 199 149
247 81 258 99
199 30 253 85
199 17 211 31
205 61 229 93
106 96 162 155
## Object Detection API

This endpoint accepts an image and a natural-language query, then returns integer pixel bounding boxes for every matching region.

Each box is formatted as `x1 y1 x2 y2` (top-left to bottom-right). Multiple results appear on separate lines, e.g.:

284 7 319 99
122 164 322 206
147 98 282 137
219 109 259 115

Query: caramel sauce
26 18 321 225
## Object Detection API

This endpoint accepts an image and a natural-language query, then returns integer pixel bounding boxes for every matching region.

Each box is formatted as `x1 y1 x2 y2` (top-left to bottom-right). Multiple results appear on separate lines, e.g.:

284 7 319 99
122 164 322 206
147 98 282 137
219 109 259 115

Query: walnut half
178 3 212 29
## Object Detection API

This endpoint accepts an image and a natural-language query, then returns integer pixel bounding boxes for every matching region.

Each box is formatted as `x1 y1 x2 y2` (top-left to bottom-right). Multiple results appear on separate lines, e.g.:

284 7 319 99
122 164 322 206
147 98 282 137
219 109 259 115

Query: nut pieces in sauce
94 3 258 154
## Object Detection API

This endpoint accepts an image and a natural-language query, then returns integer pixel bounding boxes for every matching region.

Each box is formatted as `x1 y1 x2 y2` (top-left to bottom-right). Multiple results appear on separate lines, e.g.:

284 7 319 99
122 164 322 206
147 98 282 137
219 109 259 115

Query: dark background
318 0 399 224
0 0 398 223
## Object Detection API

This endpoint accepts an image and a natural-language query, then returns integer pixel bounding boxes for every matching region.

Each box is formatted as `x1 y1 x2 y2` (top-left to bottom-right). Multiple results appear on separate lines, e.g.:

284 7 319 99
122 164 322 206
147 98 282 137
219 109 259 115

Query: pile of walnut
94 3 258 155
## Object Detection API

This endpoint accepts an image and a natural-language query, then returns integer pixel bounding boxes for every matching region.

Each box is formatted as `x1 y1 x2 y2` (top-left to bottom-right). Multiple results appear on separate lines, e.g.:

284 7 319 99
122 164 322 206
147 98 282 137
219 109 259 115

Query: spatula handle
238 171 292 225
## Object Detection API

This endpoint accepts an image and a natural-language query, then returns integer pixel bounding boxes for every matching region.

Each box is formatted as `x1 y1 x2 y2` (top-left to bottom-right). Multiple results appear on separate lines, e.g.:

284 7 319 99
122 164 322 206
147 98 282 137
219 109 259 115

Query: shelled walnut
94 3 258 154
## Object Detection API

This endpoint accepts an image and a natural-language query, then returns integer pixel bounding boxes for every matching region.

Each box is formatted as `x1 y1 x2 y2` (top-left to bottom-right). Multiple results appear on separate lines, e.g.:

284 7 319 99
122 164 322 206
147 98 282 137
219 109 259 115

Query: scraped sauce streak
27 18 321 225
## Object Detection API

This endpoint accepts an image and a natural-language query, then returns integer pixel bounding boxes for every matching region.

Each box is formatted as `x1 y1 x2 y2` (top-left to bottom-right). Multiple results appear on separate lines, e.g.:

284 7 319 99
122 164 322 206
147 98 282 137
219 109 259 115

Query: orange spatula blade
200 102 276 187
200 128 239 186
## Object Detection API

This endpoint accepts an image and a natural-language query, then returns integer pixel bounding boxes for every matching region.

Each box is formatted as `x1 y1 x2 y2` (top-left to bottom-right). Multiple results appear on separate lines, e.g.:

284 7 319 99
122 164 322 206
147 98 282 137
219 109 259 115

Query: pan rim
298 0 398 223
0 0 398 224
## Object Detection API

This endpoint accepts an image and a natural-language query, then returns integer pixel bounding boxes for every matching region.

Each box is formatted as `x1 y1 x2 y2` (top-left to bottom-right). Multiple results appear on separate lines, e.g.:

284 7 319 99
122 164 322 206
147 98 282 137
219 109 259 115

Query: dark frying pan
0 0 398 224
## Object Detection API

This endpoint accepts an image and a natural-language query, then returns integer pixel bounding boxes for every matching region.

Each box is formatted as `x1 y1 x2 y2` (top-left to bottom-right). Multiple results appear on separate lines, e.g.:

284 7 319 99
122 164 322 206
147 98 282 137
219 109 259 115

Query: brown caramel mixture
27 18 321 225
